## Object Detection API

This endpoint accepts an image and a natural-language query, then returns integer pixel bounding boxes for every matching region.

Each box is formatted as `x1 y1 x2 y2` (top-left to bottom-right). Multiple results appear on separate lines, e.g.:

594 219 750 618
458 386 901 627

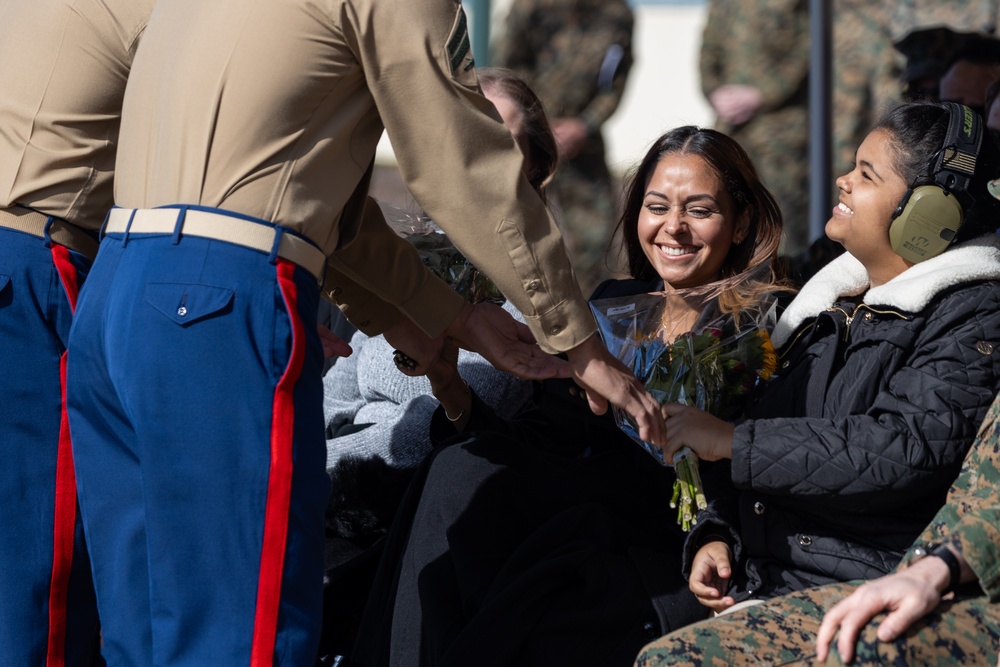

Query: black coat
352 277 715 667
687 249 1000 600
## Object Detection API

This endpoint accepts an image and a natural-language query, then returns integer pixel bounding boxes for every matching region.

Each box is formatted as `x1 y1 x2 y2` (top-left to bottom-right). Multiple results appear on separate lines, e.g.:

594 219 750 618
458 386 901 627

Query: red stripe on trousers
250 259 305 666
47 244 81 667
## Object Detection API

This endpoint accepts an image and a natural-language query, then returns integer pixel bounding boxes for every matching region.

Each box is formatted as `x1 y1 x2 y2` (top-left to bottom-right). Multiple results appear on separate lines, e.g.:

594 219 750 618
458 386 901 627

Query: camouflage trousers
634 581 1000 666
548 149 620 298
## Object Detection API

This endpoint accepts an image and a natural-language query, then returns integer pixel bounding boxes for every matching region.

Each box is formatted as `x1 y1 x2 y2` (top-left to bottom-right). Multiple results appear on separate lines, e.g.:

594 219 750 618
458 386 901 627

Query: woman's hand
660 403 734 462
689 540 735 613
426 337 472 430
815 555 954 663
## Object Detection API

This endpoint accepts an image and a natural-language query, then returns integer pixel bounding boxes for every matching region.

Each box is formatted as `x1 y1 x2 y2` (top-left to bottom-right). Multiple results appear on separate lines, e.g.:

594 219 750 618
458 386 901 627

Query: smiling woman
637 153 746 288
616 126 784 312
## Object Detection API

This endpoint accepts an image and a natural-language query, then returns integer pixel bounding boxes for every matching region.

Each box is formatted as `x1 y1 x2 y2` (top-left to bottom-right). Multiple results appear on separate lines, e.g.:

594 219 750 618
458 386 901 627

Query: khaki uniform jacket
115 0 592 352
0 0 155 229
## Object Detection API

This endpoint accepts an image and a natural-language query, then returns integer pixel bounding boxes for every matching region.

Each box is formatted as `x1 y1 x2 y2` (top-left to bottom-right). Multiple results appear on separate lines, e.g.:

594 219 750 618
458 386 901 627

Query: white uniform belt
0 206 100 261
105 208 326 283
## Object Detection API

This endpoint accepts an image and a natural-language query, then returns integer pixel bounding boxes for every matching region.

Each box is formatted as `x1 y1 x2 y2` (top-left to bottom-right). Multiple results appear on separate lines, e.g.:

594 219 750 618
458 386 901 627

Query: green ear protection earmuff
889 102 983 263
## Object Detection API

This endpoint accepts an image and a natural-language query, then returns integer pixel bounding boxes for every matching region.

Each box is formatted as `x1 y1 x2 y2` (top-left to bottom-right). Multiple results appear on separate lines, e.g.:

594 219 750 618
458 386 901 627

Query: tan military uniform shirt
0 0 154 229
115 0 593 352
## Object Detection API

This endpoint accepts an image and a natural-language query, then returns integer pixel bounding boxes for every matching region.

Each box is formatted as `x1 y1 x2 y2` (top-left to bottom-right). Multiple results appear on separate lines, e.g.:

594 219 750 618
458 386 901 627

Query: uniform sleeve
947 509 1000 602
325 195 464 338
699 0 728 97
909 397 1000 601
344 0 593 354
745 0 809 110
699 0 809 110
576 3 633 133
731 302 1000 514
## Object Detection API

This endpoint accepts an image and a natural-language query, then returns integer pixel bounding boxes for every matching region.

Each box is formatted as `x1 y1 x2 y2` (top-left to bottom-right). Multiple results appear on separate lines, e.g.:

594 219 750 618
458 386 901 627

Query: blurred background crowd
370 0 1000 288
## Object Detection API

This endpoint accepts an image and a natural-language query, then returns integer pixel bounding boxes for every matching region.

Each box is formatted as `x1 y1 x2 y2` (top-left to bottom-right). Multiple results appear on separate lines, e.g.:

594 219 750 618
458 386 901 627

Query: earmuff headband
932 102 982 209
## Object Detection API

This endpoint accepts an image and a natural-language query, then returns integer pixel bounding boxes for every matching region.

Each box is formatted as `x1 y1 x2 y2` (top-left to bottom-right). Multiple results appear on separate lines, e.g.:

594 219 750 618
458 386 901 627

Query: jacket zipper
826 304 908 341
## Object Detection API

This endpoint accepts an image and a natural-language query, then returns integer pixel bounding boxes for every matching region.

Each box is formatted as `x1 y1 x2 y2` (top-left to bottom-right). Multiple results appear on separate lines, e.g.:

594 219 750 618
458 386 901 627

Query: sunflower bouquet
380 202 504 305
590 272 779 531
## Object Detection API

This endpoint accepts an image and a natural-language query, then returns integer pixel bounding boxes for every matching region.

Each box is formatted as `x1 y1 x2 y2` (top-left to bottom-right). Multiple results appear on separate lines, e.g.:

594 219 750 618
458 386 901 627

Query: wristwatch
910 544 962 594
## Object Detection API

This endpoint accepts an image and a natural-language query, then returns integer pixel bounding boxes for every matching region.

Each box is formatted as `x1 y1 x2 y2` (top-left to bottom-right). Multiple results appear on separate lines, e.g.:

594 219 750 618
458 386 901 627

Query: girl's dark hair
613 126 787 313
478 67 558 194
874 102 1000 241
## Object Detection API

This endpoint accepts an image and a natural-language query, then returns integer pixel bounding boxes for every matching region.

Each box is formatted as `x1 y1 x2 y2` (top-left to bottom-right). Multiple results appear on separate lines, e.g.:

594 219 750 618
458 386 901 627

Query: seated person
350 125 789 667
653 102 1000 618
634 387 1000 666
319 67 556 660
323 66 556 495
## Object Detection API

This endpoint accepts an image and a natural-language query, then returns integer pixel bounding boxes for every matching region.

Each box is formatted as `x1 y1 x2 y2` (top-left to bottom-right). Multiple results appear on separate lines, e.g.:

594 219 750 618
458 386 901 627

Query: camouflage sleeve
947 509 1000 602
741 0 809 110
908 393 1000 601
576 2 634 132
698 0 729 97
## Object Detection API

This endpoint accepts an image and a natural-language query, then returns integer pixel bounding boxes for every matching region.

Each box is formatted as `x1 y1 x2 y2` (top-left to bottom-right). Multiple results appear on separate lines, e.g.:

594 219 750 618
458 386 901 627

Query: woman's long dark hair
613 126 787 313
874 102 1000 242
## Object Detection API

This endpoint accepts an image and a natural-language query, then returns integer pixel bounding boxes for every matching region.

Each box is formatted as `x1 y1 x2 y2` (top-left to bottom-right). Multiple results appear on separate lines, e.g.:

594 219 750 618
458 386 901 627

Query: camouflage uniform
700 0 810 256
493 0 633 297
833 0 901 182
634 391 1000 667
890 0 1000 44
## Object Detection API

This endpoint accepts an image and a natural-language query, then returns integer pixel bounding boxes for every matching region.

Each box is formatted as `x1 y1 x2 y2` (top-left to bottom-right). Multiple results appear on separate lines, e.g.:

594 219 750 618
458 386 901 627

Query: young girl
654 102 1000 620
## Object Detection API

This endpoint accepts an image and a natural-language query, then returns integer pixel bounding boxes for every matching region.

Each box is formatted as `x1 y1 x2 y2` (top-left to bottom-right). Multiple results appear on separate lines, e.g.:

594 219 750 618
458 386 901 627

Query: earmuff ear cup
889 184 964 263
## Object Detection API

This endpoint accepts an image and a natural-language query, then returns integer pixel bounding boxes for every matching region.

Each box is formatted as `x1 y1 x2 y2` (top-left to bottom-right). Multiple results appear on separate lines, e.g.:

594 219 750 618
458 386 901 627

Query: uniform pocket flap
0 274 9 294
145 282 234 326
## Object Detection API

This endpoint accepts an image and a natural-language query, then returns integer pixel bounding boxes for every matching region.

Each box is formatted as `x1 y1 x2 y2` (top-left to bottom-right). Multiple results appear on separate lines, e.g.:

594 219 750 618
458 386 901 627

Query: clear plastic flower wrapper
589 266 780 531
380 201 504 305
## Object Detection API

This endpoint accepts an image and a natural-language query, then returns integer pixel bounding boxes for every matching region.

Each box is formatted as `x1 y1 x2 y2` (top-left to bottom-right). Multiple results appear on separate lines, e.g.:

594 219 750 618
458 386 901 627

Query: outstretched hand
444 301 571 381
565 334 666 446
815 556 953 663
689 540 735 613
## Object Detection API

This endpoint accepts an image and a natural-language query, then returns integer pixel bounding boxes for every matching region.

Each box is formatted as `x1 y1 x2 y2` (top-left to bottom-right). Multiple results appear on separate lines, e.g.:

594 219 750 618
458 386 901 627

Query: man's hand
660 403 735 463
564 334 666 446
709 84 764 126
317 324 352 359
815 555 953 663
444 301 571 381
551 117 590 160
689 540 735 613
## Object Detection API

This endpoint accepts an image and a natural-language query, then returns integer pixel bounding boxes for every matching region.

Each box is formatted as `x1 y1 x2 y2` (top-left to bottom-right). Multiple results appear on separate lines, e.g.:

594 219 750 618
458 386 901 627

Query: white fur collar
772 234 1000 348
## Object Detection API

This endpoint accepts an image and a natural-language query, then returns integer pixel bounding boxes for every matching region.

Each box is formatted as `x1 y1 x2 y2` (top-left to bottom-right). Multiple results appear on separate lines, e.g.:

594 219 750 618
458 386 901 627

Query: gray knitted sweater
323 302 533 473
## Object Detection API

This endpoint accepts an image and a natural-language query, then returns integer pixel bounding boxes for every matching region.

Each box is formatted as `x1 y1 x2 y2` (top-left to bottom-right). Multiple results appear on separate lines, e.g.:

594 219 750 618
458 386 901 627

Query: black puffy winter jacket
686 236 1000 600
